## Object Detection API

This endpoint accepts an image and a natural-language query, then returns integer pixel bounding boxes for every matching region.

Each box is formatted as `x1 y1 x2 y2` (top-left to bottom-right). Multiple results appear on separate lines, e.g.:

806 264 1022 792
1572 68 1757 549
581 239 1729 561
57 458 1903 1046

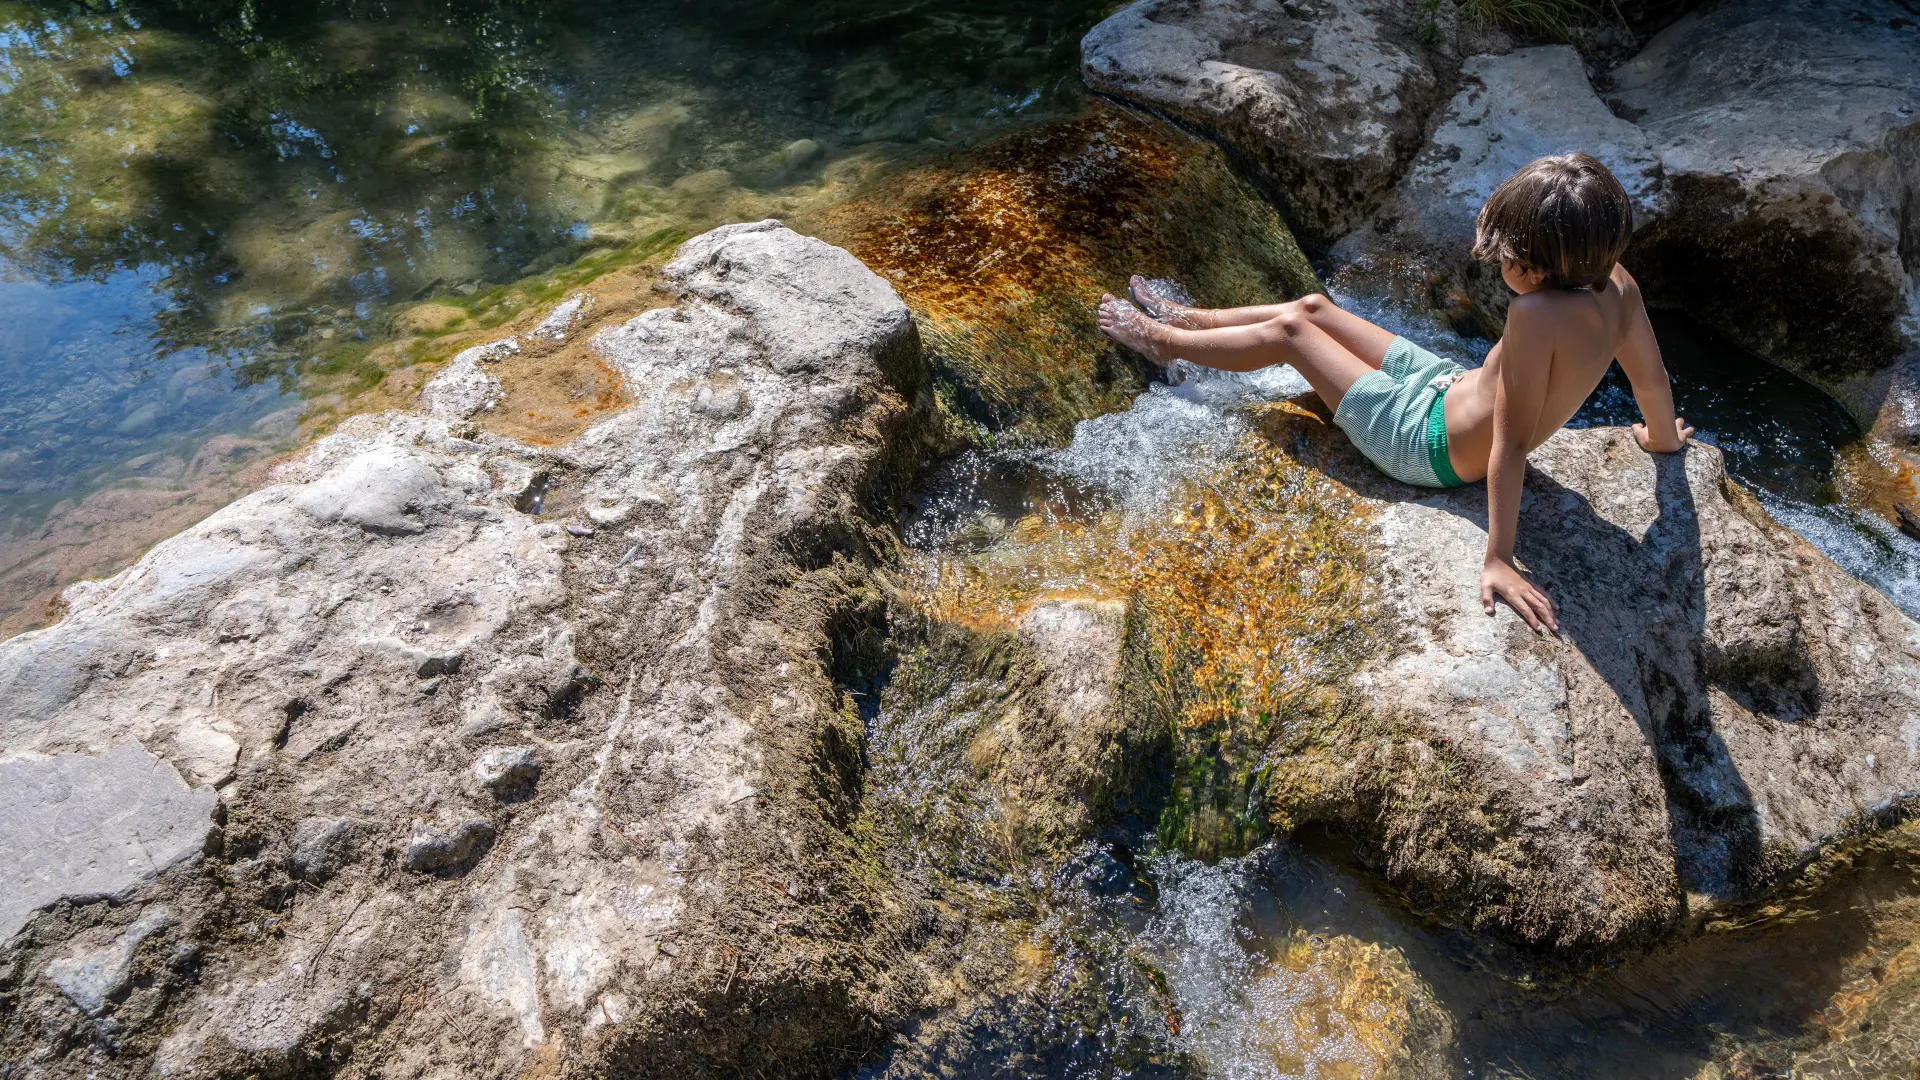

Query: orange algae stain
904 399 1379 858
808 103 1318 441
1245 933 1443 1079
1833 437 1920 537
821 109 1189 319
326 258 667 445
913 512 1135 632
913 400 1376 708
1128 403 1378 735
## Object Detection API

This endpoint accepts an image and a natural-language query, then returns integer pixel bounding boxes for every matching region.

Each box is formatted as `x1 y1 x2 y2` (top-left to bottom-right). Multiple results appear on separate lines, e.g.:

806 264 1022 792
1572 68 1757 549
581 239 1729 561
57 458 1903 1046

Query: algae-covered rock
865 598 1156 870
1607 0 1920 384
813 103 1320 446
1240 934 1454 1080
0 223 936 1077
1080 0 1448 246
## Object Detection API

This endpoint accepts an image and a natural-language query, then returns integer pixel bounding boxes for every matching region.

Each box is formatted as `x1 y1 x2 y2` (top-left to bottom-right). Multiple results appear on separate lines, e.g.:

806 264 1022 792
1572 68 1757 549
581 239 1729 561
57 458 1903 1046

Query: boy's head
1472 153 1632 291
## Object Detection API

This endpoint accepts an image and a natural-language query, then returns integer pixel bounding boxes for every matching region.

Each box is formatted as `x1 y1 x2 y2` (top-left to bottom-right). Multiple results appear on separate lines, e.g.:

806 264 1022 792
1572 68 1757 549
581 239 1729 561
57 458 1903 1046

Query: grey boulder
1331 46 1660 329
1081 0 1446 245
0 221 928 1078
1609 0 1920 390
1279 427 1920 952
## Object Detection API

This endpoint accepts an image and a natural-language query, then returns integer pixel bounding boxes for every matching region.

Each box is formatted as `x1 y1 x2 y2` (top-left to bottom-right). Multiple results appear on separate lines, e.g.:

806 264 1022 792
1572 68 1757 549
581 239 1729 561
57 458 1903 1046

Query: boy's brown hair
1472 153 1632 290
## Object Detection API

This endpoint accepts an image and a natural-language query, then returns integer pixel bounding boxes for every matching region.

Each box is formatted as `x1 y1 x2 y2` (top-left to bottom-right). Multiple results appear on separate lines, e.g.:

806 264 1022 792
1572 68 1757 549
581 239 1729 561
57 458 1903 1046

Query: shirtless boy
1096 153 1692 634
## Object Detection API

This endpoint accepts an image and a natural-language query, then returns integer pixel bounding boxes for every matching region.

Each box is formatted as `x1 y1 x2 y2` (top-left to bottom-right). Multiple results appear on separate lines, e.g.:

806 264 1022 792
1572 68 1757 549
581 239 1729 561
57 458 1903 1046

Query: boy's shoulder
1506 287 1590 326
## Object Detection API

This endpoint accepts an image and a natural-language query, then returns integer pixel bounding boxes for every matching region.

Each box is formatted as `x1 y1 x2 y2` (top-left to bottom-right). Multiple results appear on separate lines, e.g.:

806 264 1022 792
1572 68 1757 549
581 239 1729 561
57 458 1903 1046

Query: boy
1096 153 1692 634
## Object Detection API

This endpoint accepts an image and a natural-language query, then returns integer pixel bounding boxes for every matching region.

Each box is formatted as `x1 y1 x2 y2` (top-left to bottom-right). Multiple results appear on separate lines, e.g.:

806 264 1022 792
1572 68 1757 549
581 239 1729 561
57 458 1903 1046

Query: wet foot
1097 293 1177 365
1129 275 1201 329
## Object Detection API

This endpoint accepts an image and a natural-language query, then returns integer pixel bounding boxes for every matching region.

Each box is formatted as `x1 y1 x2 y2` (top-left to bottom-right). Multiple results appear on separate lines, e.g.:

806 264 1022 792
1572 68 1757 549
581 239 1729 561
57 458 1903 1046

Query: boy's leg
1098 296 1378 410
1292 294 1398 371
1130 279 1397 368
1129 276 1283 329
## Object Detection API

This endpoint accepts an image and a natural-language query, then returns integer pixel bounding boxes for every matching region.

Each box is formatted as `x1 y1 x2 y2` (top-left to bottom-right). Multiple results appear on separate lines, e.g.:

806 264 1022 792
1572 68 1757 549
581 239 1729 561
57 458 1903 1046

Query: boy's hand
1482 556 1558 633
1632 417 1694 454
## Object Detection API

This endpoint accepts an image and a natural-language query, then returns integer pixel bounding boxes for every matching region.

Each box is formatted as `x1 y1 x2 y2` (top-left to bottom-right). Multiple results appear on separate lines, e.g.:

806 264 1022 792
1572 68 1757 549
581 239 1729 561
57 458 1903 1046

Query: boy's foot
1097 294 1177 365
1128 275 1201 329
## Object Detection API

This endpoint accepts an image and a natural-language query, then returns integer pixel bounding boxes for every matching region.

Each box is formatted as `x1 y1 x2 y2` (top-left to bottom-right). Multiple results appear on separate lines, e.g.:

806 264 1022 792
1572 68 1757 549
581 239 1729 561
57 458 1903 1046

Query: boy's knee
1295 293 1331 317
1260 311 1308 341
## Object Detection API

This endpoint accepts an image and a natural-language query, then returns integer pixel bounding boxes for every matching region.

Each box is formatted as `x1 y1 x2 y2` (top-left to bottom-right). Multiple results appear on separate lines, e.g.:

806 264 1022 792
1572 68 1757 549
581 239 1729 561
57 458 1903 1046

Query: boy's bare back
1442 263 1662 483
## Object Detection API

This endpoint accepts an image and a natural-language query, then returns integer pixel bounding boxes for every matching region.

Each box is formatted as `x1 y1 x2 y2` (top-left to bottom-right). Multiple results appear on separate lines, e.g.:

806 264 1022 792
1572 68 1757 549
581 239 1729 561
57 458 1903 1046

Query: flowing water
881 294 1920 1078
8 3 1920 1075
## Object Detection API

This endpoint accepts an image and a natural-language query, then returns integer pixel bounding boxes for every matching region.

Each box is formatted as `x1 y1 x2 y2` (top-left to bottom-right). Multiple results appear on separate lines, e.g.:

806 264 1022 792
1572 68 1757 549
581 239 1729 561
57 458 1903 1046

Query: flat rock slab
1081 0 1443 244
0 745 213 941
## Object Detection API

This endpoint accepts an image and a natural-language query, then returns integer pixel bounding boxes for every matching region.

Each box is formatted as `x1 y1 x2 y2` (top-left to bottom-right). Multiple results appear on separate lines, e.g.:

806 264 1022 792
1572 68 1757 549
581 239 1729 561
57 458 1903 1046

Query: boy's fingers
1501 585 1540 631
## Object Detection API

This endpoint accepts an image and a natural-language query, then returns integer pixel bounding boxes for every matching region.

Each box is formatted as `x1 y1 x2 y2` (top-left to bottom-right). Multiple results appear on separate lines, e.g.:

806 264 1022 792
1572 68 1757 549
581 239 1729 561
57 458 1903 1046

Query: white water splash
1135 850 1407 1080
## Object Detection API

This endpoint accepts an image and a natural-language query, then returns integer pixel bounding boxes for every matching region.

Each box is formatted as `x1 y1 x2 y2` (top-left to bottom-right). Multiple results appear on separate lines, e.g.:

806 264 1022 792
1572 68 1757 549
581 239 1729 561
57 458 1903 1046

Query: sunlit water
0 0 1106 616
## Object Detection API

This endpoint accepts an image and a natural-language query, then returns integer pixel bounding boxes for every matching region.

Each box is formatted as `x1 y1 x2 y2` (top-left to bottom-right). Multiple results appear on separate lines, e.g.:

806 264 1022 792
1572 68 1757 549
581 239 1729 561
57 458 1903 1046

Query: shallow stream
7 3 1920 1076
880 295 1920 1078
0 0 1104 623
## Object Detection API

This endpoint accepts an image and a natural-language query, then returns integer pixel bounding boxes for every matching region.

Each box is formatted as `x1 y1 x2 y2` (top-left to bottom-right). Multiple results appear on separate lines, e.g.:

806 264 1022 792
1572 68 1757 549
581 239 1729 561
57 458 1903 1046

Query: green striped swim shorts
1330 336 1467 489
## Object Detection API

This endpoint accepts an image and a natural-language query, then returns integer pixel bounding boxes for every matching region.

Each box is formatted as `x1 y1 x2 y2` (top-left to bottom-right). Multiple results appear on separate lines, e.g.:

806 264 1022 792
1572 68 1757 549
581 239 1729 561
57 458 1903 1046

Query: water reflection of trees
0 0 1111 389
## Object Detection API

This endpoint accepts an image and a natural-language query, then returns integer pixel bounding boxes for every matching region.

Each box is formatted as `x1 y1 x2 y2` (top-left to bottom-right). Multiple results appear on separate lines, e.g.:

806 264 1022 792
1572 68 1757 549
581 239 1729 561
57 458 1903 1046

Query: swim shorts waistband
1425 385 1465 489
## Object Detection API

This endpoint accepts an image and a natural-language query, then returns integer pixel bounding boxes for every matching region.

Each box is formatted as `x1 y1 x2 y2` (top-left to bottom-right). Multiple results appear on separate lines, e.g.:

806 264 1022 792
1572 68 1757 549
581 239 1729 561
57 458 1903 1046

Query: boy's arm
1614 270 1693 453
1482 299 1558 633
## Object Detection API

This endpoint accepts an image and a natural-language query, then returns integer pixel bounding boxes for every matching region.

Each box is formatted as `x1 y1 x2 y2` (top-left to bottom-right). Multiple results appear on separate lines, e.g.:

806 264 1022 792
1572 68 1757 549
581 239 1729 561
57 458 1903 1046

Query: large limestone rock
1331 46 1661 330
1080 0 1447 245
1275 426 1920 952
1609 0 1920 388
0 222 930 1076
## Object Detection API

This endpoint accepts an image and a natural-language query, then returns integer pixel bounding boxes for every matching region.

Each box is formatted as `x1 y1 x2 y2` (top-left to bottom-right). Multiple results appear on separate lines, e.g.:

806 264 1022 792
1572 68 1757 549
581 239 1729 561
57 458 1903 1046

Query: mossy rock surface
812 102 1321 447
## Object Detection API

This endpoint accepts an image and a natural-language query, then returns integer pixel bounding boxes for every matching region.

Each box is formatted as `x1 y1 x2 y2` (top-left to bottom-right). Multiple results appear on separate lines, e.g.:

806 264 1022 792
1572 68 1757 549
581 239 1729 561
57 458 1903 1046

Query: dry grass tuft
1425 0 1606 38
